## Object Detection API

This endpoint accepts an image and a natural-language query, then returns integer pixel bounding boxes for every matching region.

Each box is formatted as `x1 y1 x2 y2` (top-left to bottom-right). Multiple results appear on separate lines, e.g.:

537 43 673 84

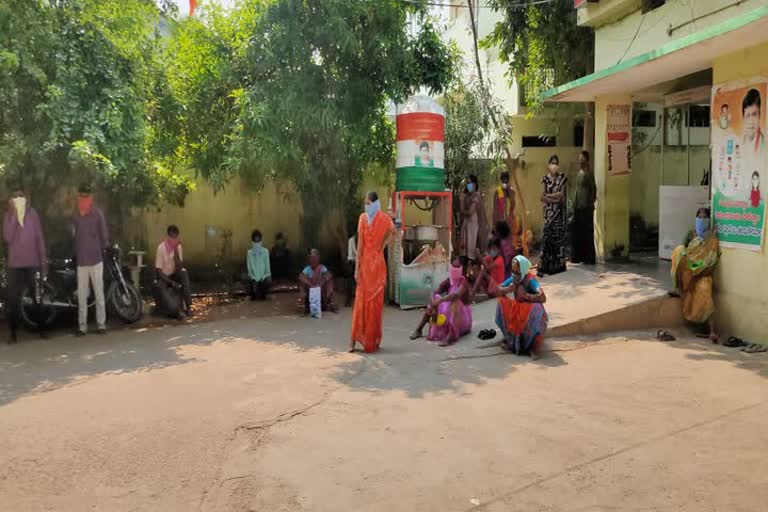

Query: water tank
395 95 445 192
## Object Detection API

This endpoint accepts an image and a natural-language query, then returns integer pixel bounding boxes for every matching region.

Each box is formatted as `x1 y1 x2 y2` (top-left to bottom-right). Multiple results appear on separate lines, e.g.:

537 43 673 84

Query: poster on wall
711 80 767 250
607 104 631 176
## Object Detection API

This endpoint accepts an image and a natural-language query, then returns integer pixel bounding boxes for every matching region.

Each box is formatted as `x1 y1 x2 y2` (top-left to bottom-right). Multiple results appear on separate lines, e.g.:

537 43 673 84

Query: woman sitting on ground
471 239 507 298
410 255 473 347
671 207 720 343
493 255 548 359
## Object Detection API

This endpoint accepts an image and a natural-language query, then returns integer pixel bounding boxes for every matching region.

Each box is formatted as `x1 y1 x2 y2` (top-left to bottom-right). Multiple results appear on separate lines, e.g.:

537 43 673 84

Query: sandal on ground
477 329 496 341
723 336 747 348
741 343 767 353
656 329 676 342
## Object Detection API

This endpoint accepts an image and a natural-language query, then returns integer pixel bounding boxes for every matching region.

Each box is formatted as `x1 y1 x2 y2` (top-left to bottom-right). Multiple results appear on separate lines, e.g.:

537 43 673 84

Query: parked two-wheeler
20 244 143 329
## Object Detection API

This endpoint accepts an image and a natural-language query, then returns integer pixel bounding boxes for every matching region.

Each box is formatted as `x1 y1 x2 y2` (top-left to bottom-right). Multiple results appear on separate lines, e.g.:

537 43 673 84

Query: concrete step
548 295 684 338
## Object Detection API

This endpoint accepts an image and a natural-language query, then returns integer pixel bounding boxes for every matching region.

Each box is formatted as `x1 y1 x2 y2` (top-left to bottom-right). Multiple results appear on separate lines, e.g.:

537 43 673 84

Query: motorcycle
20 244 143 329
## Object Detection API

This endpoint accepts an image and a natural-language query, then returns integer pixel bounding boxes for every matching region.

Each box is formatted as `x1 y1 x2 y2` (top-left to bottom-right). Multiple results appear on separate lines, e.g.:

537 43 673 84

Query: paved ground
1 286 766 511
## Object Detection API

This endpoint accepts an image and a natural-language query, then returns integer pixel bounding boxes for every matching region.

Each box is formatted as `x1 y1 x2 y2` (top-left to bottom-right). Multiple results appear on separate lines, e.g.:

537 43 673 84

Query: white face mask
12 197 26 226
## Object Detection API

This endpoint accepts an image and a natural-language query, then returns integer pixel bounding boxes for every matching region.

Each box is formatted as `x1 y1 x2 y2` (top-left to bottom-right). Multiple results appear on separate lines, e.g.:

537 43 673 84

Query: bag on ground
309 286 322 319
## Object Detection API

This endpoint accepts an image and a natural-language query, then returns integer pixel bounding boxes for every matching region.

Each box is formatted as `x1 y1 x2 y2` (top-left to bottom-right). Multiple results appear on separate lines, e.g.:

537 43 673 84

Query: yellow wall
711 42 768 343
594 95 632 261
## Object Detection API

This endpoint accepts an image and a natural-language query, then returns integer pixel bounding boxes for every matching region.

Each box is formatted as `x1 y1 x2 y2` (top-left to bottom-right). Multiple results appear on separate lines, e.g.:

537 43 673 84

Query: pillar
593 94 632 262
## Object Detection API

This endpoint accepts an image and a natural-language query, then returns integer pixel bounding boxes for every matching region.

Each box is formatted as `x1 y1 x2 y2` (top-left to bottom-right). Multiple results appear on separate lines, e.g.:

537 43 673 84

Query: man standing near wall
571 150 597 265
73 184 109 336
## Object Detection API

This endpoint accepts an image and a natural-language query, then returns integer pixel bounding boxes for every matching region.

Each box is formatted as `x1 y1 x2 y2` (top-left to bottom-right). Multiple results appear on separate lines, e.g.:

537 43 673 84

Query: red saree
351 211 393 352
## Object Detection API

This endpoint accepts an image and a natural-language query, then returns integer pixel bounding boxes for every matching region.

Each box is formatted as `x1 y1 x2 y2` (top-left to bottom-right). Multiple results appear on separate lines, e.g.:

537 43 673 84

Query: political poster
711 80 767 250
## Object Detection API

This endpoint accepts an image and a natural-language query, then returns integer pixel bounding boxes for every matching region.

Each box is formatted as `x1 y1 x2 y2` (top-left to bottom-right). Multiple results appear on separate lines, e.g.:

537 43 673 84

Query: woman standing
540 155 568 276
349 192 397 353
461 175 481 258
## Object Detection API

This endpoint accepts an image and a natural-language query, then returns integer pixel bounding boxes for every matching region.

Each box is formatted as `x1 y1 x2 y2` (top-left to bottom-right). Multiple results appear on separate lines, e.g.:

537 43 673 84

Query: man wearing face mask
153 225 192 319
72 184 109 336
3 187 48 343
246 229 272 301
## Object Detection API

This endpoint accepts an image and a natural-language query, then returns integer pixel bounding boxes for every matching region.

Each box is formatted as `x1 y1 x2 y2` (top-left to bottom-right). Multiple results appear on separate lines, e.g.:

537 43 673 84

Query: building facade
545 0 768 342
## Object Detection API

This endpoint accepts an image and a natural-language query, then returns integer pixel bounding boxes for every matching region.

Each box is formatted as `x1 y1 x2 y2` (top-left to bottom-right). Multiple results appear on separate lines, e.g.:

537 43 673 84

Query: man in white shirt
345 234 357 307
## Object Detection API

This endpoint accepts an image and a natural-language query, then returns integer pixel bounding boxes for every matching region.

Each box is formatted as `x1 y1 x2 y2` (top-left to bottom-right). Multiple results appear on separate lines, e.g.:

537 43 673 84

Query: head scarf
514 255 532 279
11 197 26 226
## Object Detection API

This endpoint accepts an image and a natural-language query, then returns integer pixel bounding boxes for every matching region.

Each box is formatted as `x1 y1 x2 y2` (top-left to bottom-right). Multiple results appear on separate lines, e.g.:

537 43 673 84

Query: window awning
542 6 768 102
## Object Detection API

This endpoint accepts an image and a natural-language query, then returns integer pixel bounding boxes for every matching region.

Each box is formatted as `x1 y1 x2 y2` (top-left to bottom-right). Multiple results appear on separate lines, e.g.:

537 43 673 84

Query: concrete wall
711 42 768 343
591 0 768 72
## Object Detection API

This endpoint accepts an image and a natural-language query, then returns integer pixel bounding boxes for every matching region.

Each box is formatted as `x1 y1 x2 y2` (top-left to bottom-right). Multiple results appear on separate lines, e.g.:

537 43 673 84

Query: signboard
711 80 767 250
607 104 631 176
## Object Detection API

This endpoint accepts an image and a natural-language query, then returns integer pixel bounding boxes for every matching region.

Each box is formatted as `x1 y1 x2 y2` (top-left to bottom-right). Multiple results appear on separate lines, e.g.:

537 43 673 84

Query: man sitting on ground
153 225 192 319
298 249 338 315
247 229 272 300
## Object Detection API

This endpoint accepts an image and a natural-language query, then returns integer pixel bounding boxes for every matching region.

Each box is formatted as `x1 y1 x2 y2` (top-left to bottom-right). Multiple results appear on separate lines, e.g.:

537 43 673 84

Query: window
573 120 585 148
633 110 657 128
689 105 710 128
522 136 557 148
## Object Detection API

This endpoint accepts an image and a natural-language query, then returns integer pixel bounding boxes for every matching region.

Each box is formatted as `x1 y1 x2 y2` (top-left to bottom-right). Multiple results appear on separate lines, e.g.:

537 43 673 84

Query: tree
0 0 194 246
165 0 457 256
484 0 594 113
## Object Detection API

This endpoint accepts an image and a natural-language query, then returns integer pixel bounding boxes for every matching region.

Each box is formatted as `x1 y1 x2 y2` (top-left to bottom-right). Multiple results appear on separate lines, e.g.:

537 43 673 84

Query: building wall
712 42 768 343
591 0 768 72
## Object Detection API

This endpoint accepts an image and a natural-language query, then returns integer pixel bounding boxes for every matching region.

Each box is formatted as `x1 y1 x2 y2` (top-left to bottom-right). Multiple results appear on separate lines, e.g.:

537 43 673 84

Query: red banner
395 113 445 142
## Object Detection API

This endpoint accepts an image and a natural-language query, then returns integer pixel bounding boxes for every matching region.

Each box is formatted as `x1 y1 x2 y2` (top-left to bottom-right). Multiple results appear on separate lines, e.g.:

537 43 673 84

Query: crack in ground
466 399 768 512
198 357 371 511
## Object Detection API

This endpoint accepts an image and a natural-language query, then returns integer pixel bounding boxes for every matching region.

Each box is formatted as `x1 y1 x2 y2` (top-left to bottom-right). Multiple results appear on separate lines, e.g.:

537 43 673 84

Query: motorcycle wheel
20 284 58 330
107 282 143 324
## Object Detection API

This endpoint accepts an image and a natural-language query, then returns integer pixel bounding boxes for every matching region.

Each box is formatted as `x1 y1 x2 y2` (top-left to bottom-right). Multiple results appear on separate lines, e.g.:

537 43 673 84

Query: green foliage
485 0 593 112
165 0 457 249
0 0 194 218
442 80 505 233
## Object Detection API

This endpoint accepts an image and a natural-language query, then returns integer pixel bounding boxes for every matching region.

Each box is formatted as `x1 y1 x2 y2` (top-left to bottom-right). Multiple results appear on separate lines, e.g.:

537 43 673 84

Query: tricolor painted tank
395 95 445 192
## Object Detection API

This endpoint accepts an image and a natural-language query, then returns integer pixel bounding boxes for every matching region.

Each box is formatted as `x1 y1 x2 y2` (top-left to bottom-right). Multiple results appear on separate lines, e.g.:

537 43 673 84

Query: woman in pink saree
410 256 473 347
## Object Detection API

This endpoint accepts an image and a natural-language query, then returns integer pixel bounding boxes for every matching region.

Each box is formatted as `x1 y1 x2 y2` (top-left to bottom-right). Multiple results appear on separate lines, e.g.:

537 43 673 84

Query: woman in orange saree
349 192 396 353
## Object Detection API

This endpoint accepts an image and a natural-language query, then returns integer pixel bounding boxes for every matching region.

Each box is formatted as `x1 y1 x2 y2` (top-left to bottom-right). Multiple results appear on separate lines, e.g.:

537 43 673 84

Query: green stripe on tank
395 167 446 192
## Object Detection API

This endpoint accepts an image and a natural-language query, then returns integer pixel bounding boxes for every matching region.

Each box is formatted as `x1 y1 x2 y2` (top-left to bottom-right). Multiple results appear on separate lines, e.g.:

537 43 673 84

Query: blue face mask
467 183 475 193
695 217 710 238
489 249 499 258
365 200 381 224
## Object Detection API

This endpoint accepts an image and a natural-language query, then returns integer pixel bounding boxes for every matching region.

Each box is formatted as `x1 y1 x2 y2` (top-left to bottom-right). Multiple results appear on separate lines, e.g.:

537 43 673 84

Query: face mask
489 249 499 258
501 183 508 190
695 217 710 238
449 265 463 285
78 196 93 216
365 200 381 224
467 183 475 193
549 164 558 173
11 197 26 226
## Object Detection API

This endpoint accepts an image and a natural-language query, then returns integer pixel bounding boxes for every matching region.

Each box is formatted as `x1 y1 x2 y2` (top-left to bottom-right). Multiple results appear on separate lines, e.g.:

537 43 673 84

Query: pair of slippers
656 329 676 341
741 342 767 353
478 329 497 341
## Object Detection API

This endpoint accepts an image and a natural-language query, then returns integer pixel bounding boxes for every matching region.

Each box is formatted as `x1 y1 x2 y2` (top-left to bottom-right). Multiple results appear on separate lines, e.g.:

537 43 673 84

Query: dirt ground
0 303 766 511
